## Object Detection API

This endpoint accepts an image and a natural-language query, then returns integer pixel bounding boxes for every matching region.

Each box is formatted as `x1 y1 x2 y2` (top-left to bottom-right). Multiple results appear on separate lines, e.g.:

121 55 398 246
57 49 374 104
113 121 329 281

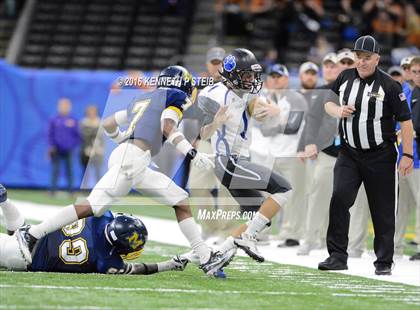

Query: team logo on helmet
223 55 236 72
127 232 144 250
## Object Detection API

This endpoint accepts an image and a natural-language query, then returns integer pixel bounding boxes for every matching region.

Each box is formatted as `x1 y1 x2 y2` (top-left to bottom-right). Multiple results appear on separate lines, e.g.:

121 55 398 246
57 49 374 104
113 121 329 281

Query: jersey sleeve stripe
165 106 183 119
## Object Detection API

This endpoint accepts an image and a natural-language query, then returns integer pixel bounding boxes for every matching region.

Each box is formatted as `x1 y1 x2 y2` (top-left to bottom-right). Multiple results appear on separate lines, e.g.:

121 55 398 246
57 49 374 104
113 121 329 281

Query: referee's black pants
327 143 398 267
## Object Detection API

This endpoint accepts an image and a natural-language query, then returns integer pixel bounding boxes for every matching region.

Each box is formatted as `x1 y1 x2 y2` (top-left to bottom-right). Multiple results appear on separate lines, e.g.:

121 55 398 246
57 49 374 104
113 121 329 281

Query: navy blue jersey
126 87 187 156
30 211 124 274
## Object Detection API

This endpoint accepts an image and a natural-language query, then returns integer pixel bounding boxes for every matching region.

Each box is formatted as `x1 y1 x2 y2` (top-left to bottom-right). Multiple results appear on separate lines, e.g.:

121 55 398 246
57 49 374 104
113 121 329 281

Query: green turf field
6 189 419 255
1 189 419 309
1 241 419 310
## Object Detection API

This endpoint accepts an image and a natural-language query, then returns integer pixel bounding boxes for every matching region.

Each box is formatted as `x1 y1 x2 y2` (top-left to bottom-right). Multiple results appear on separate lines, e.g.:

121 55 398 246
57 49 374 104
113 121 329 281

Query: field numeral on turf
59 238 89 265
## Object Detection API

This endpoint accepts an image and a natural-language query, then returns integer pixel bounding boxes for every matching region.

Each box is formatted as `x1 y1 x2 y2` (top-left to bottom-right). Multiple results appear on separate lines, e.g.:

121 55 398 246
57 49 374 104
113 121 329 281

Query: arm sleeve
284 111 305 134
303 92 327 145
114 262 159 275
388 81 411 122
197 95 220 126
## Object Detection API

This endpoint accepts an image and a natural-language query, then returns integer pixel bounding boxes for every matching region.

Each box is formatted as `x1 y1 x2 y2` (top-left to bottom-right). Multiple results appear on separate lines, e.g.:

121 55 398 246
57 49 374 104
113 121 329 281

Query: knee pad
271 190 292 207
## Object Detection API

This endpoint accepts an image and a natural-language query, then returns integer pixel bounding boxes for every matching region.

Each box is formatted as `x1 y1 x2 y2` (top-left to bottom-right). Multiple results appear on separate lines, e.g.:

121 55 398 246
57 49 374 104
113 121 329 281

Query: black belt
343 142 393 153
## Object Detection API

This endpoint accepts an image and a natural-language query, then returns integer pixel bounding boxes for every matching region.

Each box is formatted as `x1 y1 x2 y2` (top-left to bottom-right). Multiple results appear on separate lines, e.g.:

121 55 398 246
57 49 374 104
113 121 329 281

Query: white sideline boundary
1 200 419 287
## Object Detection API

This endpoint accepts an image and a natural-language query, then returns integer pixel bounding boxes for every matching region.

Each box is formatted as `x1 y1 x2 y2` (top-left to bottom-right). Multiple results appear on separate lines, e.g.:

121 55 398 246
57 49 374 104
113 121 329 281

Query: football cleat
234 233 264 263
178 250 201 265
171 254 189 271
200 248 236 277
0 184 7 203
15 225 37 265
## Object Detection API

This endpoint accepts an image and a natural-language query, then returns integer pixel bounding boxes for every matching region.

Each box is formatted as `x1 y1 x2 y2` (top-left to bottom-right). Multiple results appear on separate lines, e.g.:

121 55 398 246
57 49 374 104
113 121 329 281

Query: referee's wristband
402 153 414 160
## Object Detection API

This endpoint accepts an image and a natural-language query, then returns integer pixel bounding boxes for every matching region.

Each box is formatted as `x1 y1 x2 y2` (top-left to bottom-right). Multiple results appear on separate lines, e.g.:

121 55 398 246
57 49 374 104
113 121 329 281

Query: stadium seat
19 0 194 70
74 46 97 57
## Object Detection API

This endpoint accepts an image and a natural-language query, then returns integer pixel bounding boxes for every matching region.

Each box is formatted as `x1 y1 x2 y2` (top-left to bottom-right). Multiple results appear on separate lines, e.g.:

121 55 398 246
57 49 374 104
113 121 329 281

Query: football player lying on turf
13 65 234 277
0 188 188 274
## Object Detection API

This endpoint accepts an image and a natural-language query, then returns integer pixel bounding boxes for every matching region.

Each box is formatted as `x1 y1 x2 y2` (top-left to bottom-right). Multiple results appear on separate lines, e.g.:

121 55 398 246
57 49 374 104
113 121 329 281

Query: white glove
190 150 215 170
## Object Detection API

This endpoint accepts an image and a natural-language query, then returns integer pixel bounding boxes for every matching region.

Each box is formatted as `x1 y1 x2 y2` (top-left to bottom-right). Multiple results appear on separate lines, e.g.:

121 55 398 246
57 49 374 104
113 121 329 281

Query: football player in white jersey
197 48 292 262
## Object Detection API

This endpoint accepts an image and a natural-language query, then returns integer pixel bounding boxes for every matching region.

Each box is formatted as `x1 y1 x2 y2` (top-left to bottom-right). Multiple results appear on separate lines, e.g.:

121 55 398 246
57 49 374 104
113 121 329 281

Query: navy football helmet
157 65 195 98
220 48 263 94
105 213 148 260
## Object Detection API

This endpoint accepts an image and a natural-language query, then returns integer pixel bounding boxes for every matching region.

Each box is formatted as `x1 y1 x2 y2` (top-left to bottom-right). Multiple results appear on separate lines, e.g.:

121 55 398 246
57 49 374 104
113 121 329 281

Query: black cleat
278 239 300 247
410 252 420 261
16 225 38 265
375 264 392 275
318 256 348 271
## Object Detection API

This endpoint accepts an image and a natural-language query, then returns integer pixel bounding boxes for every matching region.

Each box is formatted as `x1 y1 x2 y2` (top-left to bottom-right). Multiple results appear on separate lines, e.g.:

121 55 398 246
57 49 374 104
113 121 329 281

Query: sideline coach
318 35 414 275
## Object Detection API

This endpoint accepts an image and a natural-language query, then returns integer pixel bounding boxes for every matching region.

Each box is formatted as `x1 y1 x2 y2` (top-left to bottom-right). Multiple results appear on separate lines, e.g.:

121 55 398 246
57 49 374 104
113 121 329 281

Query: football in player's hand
247 97 268 118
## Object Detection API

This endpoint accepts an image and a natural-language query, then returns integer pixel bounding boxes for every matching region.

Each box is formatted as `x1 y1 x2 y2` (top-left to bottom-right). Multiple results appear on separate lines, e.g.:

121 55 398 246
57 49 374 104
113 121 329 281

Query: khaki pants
301 152 336 245
395 169 420 254
348 185 369 256
275 157 310 240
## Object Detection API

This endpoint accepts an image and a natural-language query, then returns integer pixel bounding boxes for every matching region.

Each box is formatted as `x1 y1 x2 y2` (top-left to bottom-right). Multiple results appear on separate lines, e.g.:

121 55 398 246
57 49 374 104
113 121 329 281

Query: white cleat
234 233 264 263
178 250 201 265
15 225 35 266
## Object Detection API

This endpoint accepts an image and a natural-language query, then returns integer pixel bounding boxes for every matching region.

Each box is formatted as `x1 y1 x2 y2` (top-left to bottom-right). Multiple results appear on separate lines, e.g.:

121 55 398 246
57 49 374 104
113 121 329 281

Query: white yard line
2 200 419 286
0 305 108 310
0 284 320 296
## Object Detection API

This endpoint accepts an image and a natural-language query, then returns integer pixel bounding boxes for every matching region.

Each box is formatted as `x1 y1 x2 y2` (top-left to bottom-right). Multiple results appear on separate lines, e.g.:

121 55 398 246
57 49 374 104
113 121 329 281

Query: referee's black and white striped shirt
329 68 411 150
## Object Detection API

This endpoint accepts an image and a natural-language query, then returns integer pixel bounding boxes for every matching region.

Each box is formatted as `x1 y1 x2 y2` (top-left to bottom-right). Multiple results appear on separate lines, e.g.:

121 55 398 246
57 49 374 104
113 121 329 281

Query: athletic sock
0 199 25 232
178 217 210 264
28 205 78 239
217 236 236 253
244 212 270 238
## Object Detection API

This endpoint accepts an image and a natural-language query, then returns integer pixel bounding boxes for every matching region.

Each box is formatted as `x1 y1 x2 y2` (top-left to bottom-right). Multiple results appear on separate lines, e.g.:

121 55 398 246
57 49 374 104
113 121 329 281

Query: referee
318 35 414 275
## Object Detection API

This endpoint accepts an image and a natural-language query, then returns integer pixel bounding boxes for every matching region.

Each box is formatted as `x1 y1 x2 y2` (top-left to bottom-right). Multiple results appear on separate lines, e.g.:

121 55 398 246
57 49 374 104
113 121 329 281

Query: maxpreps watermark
116 76 214 88
197 209 256 221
